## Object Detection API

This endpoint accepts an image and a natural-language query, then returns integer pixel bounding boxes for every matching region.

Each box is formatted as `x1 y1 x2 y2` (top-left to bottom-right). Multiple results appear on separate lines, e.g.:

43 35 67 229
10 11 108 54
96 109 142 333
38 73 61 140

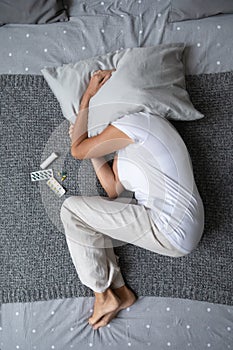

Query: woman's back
111 111 204 254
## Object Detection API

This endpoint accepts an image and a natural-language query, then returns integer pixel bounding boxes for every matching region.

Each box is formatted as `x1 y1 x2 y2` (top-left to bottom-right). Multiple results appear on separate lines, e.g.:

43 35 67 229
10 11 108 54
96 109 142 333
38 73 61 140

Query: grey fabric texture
41 44 204 137
169 0 233 22
0 0 68 25
1 297 233 350
1 3 233 76
0 72 232 305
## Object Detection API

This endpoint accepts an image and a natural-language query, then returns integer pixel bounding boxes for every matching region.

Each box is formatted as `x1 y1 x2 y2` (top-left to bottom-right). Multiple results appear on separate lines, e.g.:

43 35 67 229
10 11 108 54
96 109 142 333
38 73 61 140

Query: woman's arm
70 69 134 160
69 120 124 198
70 92 90 151
71 69 114 157
91 157 124 199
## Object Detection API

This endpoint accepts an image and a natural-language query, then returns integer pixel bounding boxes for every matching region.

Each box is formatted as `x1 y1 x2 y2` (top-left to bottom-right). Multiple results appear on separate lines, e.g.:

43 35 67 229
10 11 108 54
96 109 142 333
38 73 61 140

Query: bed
0 1 233 349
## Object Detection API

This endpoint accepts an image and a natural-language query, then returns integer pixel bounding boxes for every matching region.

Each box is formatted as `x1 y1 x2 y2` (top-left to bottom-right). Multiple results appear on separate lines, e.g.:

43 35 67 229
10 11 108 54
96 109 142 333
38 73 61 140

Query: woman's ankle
113 285 127 293
94 288 112 300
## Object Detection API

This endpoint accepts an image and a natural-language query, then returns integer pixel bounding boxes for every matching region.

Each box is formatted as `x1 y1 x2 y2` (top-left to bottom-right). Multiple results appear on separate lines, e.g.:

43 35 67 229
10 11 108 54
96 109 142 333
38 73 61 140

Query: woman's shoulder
112 111 152 129
110 111 151 145
111 111 177 144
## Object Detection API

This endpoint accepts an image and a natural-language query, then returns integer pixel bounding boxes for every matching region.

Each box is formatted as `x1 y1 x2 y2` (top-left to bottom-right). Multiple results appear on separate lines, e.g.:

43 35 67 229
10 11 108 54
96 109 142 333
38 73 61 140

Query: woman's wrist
80 92 92 109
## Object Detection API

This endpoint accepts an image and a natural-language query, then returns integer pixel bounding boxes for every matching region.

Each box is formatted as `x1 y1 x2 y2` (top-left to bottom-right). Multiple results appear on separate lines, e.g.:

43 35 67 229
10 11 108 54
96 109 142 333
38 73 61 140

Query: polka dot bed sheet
1 297 233 350
0 0 232 75
0 1 233 350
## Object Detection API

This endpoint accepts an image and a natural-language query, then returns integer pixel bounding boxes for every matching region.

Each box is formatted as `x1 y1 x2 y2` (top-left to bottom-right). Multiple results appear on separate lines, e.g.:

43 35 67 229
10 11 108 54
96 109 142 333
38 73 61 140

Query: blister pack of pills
30 169 53 182
46 177 66 197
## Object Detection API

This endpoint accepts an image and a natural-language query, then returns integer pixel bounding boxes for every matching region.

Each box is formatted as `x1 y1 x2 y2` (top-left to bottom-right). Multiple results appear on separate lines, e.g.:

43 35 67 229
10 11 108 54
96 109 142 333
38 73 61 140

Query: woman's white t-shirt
111 111 204 254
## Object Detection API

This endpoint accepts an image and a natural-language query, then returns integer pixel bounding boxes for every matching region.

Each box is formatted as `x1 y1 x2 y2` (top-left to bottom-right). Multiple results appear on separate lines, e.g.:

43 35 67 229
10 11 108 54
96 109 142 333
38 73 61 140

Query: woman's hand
70 69 115 141
85 69 116 98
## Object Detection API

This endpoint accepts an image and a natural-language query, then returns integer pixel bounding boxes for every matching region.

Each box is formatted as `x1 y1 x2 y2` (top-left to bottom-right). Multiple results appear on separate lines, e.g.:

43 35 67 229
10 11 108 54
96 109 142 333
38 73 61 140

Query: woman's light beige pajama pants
60 195 185 293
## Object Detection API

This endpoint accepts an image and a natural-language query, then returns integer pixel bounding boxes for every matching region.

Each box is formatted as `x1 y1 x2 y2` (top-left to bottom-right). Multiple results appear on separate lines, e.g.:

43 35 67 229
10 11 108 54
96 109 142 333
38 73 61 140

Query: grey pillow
0 0 68 25
41 44 204 137
169 0 233 22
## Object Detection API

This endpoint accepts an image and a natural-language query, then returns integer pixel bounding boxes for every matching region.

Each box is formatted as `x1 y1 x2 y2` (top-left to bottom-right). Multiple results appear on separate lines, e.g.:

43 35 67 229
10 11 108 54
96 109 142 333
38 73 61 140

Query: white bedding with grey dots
0 1 233 349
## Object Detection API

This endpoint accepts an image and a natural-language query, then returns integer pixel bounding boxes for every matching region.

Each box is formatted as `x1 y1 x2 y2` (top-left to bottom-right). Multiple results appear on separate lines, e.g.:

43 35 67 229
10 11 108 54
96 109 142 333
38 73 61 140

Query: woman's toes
92 318 109 330
88 314 102 326
92 310 119 330
88 317 95 326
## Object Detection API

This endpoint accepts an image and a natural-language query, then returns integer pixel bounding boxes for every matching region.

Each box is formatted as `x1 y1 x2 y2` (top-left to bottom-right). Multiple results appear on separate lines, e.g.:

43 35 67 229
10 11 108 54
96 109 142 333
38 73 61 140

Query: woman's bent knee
60 196 74 222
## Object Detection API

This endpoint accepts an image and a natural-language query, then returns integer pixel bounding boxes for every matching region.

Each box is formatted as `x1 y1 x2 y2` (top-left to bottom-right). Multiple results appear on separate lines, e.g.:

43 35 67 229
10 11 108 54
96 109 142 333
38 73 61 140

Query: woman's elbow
71 146 83 160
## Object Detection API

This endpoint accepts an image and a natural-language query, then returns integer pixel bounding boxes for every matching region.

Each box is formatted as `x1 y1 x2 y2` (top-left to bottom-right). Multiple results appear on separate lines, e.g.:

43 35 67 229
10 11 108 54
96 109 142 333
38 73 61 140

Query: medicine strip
30 169 53 182
46 177 66 197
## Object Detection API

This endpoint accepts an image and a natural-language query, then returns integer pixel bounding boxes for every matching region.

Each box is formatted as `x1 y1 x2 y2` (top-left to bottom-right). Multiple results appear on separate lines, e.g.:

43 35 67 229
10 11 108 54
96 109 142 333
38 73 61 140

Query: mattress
0 1 233 349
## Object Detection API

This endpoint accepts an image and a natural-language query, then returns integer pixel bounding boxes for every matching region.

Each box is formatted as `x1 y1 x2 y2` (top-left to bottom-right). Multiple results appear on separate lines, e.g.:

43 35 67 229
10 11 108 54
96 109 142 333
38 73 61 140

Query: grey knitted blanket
0 73 232 304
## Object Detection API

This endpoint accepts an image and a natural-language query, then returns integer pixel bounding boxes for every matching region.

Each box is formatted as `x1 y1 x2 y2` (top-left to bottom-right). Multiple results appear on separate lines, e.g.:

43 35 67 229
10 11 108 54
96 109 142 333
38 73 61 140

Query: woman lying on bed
60 69 205 330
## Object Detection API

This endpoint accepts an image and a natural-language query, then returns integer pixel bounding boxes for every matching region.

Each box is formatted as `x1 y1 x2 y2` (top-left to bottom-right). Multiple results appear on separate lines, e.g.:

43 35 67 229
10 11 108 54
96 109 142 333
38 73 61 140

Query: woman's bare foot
88 288 121 326
92 285 137 330
92 309 119 330
114 285 137 310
